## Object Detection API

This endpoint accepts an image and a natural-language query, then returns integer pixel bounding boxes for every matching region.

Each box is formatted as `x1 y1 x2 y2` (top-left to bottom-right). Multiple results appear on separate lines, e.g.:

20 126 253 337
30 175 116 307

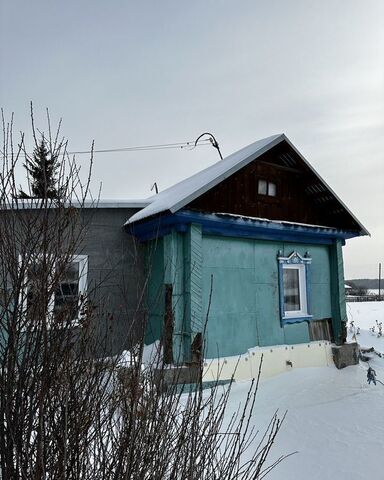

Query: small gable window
277 251 312 325
258 179 276 197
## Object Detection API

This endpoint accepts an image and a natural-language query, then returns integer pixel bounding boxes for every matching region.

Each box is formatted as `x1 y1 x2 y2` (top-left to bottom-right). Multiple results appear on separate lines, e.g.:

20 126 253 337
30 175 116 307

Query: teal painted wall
145 229 194 363
329 239 347 344
145 227 343 361
201 236 333 358
163 231 186 361
145 239 165 344
183 224 203 361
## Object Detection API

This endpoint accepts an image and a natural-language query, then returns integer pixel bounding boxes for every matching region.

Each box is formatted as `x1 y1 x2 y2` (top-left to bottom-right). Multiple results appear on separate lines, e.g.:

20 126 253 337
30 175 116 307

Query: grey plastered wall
78 207 146 356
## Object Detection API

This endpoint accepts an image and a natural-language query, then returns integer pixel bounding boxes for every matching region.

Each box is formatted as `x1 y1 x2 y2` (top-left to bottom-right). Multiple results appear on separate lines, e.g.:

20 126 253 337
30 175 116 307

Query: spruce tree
19 137 61 199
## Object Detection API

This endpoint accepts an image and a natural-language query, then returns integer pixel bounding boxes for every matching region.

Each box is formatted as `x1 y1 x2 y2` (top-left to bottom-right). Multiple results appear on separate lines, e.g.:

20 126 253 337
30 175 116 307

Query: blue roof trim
126 210 362 244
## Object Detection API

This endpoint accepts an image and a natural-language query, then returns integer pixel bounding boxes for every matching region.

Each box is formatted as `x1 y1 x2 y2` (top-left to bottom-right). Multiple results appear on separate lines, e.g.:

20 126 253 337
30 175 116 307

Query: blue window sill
282 315 313 326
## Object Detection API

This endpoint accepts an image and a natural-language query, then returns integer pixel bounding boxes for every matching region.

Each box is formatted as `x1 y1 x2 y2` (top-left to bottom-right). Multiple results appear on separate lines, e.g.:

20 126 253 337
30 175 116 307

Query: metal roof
125 134 369 236
83 199 151 209
125 134 283 225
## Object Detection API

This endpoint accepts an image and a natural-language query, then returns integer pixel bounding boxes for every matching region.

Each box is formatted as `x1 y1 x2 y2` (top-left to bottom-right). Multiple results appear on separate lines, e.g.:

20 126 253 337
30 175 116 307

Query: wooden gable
187 141 361 232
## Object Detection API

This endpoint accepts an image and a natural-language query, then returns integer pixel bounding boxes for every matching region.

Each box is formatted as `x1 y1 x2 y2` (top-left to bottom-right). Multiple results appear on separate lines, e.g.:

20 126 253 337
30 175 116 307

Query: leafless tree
0 107 289 479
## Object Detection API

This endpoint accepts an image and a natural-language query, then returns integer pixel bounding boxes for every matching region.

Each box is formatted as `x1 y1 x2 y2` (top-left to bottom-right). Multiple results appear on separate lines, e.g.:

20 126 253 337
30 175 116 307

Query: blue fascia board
127 210 360 244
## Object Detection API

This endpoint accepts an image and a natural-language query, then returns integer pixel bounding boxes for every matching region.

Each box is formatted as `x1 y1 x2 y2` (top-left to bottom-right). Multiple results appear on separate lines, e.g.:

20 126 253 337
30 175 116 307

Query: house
0 200 149 357
6 134 367 374
123 134 368 371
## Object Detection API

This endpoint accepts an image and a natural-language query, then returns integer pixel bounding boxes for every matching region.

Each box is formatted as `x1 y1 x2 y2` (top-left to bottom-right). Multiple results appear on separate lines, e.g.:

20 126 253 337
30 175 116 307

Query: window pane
268 182 276 196
283 268 301 312
62 262 79 284
54 262 80 321
258 179 267 195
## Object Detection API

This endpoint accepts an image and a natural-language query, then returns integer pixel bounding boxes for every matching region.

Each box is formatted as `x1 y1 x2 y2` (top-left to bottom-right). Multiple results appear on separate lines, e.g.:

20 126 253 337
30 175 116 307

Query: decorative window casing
21 254 88 327
277 251 312 325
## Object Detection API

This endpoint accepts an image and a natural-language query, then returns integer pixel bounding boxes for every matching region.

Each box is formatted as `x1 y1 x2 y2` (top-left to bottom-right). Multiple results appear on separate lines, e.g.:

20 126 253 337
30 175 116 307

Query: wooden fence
346 295 383 303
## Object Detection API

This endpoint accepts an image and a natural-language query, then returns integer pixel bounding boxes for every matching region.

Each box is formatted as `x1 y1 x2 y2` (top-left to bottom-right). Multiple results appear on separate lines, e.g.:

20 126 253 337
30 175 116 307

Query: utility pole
379 262 382 300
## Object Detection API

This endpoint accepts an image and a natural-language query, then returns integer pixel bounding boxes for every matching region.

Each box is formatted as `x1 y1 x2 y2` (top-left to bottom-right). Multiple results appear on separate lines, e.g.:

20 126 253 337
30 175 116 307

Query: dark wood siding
187 143 360 231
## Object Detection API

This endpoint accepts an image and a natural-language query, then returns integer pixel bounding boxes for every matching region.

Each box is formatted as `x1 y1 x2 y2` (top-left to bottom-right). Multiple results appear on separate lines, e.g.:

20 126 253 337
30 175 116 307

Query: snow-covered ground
224 301 384 480
346 301 384 352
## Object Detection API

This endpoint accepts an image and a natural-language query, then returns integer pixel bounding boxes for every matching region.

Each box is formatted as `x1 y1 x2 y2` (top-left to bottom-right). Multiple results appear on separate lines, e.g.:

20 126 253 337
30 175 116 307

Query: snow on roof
126 134 283 225
215 212 339 231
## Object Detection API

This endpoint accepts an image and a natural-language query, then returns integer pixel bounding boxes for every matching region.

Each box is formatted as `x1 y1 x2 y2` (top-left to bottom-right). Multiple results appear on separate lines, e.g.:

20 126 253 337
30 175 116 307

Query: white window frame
277 251 312 325
20 254 88 327
282 263 308 319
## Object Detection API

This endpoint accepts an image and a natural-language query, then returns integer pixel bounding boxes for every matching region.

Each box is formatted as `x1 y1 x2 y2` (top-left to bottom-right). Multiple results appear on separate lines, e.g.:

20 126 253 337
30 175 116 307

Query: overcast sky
1 0 383 279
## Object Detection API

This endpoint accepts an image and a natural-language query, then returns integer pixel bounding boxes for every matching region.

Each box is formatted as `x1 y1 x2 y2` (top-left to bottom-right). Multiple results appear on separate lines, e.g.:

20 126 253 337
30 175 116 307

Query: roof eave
128 209 363 243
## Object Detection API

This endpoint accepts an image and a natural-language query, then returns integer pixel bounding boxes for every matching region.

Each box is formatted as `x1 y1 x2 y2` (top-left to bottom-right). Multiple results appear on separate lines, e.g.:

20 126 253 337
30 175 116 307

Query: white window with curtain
282 263 307 318
278 251 312 324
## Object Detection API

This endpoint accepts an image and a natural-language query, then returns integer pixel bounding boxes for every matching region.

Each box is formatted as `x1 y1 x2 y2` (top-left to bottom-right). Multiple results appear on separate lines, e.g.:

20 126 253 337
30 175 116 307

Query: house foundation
203 341 335 381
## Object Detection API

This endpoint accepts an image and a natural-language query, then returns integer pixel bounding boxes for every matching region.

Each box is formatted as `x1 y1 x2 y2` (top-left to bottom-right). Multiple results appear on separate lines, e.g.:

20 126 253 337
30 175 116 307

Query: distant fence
346 295 383 303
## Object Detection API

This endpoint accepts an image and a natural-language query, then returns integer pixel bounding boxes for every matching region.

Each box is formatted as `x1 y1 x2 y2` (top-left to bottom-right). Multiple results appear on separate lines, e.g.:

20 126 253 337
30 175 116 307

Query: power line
69 140 211 155
0 139 212 158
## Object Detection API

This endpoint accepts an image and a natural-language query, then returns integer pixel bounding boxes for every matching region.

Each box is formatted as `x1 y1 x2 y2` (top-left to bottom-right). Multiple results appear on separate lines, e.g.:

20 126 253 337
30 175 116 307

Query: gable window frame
20 254 88 328
258 179 277 197
277 251 312 326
